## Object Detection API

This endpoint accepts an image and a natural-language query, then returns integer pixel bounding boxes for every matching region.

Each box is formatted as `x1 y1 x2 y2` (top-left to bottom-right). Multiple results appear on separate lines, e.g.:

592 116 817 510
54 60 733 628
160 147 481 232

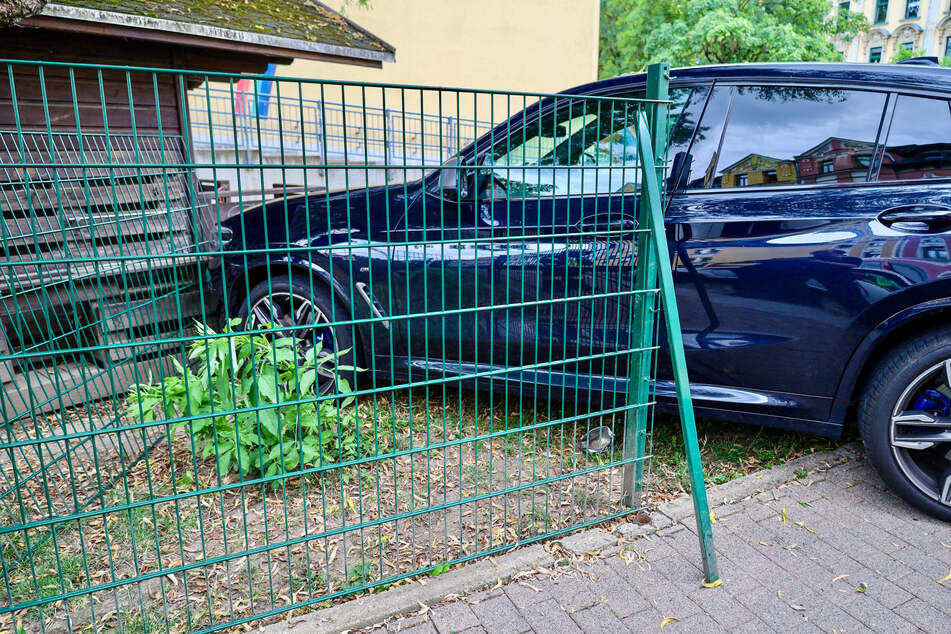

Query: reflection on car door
665 84 951 430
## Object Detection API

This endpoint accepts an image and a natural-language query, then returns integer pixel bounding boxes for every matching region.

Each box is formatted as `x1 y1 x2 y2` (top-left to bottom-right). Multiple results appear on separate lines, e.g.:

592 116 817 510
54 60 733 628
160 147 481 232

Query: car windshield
478 101 642 198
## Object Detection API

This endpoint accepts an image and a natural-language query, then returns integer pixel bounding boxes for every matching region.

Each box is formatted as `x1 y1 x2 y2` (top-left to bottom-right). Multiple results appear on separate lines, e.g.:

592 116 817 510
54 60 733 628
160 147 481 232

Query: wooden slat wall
0 31 187 135
0 31 229 378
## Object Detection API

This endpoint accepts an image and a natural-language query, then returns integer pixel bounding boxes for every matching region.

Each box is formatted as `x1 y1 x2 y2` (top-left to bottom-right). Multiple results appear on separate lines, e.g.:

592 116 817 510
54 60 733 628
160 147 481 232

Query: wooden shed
0 0 394 417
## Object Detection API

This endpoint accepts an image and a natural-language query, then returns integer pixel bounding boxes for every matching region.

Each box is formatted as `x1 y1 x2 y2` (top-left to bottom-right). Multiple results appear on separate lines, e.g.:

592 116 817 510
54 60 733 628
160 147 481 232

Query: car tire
859 327 951 522
237 275 357 396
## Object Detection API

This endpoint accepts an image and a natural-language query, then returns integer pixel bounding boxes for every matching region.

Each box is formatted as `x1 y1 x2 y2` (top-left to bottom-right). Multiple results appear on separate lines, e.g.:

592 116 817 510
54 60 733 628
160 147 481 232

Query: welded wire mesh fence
188 87 495 169
0 60 714 633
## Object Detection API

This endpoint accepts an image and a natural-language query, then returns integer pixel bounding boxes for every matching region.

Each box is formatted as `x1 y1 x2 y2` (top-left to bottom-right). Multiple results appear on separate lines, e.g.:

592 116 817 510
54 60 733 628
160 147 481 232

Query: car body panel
220 62 951 439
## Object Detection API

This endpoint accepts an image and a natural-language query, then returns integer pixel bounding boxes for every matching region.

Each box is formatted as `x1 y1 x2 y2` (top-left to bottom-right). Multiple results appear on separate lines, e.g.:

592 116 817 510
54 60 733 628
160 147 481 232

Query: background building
836 0 951 62
194 0 602 195
291 0 601 100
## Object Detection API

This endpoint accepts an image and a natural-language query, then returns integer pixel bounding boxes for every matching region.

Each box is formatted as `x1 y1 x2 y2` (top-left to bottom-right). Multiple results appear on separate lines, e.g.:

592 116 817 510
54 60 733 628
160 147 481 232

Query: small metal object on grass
579 426 615 453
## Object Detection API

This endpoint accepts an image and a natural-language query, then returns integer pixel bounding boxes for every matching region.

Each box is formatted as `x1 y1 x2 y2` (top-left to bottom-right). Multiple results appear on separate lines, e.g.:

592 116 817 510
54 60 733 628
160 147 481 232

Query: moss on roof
51 0 391 53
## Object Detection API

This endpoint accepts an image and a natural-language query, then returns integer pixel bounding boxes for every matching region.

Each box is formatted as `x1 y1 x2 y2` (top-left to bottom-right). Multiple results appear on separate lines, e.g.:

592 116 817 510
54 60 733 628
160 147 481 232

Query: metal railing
0 60 716 633
187 86 496 165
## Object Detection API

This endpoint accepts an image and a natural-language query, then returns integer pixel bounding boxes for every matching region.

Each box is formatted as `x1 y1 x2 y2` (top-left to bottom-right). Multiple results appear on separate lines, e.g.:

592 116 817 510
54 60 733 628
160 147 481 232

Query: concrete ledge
657 442 862 522
657 442 861 523
615 512 673 540
557 527 616 555
265 443 861 633
267 544 554 633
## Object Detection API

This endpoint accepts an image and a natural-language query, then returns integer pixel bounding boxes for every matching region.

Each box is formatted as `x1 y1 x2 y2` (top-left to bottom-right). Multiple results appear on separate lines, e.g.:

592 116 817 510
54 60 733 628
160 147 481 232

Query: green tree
890 47 925 63
599 0 869 77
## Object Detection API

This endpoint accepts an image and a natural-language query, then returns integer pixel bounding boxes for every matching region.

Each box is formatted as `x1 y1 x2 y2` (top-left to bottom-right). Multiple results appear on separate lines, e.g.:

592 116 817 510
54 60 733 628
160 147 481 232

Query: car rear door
665 82 951 430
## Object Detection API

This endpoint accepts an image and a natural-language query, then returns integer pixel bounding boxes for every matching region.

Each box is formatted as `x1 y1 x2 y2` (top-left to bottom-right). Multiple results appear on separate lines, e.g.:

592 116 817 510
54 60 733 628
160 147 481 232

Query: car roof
451 61 951 169
565 62 951 96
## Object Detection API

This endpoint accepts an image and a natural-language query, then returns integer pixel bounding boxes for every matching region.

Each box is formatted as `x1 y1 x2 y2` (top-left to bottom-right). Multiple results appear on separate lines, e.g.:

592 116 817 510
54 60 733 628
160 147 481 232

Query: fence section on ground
0 60 714 633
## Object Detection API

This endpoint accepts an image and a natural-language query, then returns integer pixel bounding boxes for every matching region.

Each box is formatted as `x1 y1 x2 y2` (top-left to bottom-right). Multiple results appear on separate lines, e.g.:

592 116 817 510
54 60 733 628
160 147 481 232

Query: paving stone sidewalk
375 456 951 633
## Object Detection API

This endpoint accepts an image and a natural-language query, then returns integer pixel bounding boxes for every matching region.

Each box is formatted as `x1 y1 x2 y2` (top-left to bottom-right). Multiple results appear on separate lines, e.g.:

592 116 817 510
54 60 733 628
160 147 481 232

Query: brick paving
377 456 951 633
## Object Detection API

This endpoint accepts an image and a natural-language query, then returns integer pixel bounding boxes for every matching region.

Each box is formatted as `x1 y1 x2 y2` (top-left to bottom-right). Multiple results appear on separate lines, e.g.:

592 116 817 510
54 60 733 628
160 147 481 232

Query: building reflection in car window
919 236 950 261
480 89 693 199
879 95 951 181
712 86 887 189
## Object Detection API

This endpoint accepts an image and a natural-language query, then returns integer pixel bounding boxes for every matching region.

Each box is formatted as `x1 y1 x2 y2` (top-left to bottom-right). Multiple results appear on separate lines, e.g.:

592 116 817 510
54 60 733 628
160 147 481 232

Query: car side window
708 86 887 189
878 95 951 182
478 88 693 199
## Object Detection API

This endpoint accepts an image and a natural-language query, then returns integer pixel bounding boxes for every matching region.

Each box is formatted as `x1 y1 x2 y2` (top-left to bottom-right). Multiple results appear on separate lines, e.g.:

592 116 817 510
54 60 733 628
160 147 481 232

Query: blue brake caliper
315 327 334 352
913 389 951 417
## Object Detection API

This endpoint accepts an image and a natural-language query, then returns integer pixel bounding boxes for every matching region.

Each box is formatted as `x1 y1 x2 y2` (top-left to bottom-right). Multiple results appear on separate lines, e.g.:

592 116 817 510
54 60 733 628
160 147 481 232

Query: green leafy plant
125 319 361 479
429 562 451 576
891 47 926 64
344 562 375 589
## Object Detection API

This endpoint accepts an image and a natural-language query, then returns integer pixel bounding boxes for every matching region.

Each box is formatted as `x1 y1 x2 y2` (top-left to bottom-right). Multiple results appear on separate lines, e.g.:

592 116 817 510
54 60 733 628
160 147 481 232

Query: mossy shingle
51 0 391 53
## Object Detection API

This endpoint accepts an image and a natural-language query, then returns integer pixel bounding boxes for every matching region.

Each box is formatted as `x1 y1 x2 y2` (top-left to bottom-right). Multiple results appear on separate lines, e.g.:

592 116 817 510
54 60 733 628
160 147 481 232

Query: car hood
221 181 422 250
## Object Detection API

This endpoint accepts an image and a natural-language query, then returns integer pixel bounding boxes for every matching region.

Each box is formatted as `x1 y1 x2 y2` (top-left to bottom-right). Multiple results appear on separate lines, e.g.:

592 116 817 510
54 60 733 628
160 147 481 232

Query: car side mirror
439 158 470 200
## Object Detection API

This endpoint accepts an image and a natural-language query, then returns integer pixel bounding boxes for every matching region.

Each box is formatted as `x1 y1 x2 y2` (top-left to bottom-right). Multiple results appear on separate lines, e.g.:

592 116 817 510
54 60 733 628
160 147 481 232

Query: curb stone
654 441 861 523
263 442 860 633
557 527 616 555
265 545 554 633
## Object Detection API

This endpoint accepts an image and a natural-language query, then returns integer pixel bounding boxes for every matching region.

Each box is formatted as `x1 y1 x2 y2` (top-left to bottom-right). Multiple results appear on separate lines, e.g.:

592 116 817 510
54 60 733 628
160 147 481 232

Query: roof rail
897 56 940 66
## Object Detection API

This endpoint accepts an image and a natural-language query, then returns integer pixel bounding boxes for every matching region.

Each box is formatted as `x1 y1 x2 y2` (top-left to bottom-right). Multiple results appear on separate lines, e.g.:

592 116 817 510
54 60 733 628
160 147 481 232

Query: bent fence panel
0 60 714 633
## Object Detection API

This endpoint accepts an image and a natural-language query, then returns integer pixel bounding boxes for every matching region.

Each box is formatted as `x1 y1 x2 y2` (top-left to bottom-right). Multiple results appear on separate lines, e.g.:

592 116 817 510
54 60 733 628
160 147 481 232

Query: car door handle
572 216 636 233
878 205 951 233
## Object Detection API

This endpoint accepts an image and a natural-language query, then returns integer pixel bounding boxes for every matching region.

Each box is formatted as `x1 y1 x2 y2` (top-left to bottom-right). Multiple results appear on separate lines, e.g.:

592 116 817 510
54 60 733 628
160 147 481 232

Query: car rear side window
878 95 951 182
709 86 887 189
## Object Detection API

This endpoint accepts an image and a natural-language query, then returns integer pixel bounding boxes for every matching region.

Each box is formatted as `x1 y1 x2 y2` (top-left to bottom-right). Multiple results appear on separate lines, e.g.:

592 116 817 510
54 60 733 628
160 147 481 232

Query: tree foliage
599 0 869 77
890 47 923 63
886 47 951 66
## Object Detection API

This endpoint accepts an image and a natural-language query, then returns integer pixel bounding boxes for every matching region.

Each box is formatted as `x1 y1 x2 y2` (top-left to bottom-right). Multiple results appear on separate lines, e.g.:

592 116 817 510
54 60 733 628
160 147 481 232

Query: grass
2 526 90 624
0 387 848 632
647 412 849 499
350 387 844 503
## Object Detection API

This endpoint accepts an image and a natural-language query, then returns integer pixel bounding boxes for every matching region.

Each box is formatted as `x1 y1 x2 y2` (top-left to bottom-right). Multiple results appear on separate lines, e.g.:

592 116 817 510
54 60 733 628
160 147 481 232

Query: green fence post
634 99 721 584
622 63 667 508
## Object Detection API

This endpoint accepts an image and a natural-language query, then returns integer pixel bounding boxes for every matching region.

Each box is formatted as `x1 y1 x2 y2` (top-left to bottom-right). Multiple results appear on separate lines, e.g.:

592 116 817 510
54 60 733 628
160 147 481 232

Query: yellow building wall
191 1 600 194
282 0 600 120
720 157 797 188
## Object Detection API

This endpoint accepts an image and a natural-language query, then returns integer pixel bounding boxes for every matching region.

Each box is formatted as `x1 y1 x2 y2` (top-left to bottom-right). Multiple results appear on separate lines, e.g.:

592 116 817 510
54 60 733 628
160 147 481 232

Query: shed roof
28 0 395 65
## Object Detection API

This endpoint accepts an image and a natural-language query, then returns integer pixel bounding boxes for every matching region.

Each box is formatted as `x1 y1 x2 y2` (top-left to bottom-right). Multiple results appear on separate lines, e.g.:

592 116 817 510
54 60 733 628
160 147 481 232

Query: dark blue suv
222 62 951 521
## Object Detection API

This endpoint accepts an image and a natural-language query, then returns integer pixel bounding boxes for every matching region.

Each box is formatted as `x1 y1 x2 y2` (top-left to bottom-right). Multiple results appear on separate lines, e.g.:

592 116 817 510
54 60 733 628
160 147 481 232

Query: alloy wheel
247 290 339 394
890 359 951 508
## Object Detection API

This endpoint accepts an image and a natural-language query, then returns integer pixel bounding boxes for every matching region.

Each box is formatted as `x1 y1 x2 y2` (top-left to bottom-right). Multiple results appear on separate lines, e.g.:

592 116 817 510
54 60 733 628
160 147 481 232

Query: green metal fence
0 59 716 632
